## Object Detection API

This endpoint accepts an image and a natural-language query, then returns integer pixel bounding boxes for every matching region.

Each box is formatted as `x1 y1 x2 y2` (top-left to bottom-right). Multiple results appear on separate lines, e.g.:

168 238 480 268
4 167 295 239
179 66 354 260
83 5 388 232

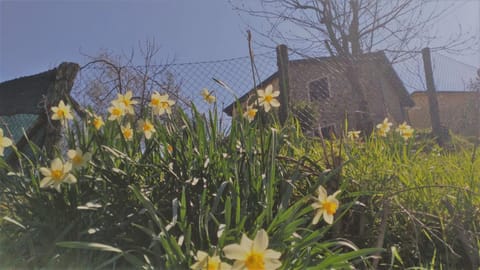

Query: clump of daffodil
121 123 134 141
114 90 138 115
257 84 280 112
108 101 126 121
51 100 74 126
311 186 340 225
396 122 414 140
39 158 76 192
347 130 361 140
138 119 156 139
376 118 393 137
0 128 13 157
149 91 175 116
67 148 92 169
243 105 258 123
190 250 231 270
201 88 216 104
223 229 282 270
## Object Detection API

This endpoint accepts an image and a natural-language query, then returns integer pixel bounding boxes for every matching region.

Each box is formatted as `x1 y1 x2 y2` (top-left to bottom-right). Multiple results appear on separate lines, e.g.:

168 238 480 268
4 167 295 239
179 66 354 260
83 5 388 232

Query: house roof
0 68 57 116
223 51 413 116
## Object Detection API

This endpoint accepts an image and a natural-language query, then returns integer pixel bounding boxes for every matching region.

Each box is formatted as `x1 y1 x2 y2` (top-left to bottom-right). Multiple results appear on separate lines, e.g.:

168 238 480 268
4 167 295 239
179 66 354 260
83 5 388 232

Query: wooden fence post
422 47 449 146
276 44 290 125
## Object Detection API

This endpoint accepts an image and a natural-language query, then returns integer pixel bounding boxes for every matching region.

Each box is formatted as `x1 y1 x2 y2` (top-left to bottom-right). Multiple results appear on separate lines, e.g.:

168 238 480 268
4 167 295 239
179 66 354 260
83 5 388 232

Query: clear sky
0 0 479 82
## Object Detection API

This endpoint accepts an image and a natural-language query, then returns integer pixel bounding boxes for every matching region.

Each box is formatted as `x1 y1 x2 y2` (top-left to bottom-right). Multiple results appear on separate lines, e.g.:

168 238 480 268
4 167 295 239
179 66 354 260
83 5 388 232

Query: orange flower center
160 101 170 109
264 95 273 103
248 110 256 118
123 129 132 139
323 201 338 215
56 110 65 118
72 155 83 165
245 251 264 270
207 260 220 270
93 118 103 129
112 108 122 116
51 169 63 181
151 98 160 106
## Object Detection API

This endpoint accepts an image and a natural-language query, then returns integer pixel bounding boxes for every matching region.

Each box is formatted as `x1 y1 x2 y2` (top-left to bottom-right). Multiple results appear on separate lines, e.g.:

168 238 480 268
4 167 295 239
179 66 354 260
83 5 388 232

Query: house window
308 78 329 102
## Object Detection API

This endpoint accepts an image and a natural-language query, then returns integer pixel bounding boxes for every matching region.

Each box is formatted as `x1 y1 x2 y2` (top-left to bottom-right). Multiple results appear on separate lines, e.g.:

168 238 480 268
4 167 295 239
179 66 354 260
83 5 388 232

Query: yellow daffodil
115 90 138 115
150 91 175 115
0 128 13 157
138 119 156 139
167 144 173 154
257 85 280 112
347 130 361 140
121 123 134 141
108 101 126 121
92 114 105 130
243 106 258 123
311 186 340 225
67 148 92 169
190 250 231 270
376 118 393 137
51 100 74 125
223 229 282 270
39 158 76 192
396 122 414 140
201 88 216 104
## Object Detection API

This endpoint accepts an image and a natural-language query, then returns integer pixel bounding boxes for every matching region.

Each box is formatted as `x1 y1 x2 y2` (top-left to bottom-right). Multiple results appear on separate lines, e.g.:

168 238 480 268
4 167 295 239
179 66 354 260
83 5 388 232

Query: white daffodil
190 250 231 270
257 85 280 112
311 186 340 225
223 229 281 270
51 100 74 125
39 158 76 192
0 128 13 157
150 91 175 115
67 148 92 169
376 118 393 137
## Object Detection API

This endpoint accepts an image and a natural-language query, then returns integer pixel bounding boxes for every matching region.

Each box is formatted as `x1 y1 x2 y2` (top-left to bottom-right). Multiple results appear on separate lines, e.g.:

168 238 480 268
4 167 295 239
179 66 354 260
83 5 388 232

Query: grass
0 100 479 269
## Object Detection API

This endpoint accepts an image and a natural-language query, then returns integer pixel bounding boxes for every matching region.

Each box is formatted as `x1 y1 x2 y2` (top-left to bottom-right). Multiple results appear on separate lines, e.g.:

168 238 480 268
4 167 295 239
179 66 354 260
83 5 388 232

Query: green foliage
0 104 374 269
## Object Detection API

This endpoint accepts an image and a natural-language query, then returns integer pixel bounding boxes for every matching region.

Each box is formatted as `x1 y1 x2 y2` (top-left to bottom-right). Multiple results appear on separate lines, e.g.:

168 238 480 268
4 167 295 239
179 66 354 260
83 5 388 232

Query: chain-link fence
71 47 479 137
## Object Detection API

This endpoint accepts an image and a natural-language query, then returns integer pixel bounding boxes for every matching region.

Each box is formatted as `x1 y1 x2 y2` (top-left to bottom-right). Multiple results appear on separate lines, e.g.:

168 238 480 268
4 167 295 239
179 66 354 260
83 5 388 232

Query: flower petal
253 229 269 252
223 243 249 261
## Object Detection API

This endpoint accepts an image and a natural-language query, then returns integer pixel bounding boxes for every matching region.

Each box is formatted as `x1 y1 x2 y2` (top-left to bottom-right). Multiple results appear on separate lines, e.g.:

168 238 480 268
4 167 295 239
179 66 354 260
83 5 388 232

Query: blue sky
1 0 479 82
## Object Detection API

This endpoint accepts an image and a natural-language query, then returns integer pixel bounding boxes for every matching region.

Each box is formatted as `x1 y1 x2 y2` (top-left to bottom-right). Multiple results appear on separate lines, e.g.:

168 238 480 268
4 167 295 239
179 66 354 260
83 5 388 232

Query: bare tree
73 39 187 116
233 0 475 62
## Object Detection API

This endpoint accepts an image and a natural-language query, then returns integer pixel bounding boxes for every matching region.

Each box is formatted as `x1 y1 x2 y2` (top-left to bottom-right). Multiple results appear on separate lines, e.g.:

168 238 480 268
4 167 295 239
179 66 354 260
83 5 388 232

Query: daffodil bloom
396 122 414 140
115 90 138 115
0 128 13 157
108 101 126 121
150 91 175 115
311 186 340 225
39 158 77 192
92 114 105 130
167 144 173 154
190 250 231 270
347 130 361 140
51 100 74 125
67 148 92 169
223 229 282 270
121 123 134 141
243 106 258 123
138 119 156 139
257 85 280 112
201 88 216 104
376 118 393 137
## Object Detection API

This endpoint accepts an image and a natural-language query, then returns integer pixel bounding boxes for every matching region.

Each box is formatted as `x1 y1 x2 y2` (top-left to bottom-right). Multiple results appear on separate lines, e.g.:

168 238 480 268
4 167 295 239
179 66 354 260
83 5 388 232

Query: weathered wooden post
422 47 449 146
44 62 80 157
276 44 290 125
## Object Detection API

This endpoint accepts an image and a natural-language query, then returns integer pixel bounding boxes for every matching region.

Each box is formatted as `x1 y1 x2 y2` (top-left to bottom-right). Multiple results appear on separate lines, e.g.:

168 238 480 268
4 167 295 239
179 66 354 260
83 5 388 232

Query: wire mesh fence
70 47 479 137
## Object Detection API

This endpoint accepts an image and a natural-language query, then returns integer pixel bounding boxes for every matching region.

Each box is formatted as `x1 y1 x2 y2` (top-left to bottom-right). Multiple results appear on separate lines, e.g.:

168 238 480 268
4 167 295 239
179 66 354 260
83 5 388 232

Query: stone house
224 51 413 135
408 91 480 137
